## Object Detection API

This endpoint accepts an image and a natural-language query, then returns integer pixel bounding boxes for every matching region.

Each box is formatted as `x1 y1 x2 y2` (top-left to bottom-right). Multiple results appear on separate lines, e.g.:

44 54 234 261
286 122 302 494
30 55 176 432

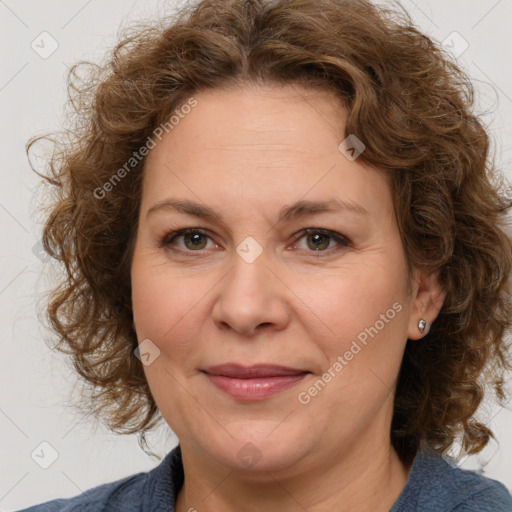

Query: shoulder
392 448 512 512
18 446 183 512
445 465 512 512
18 472 148 512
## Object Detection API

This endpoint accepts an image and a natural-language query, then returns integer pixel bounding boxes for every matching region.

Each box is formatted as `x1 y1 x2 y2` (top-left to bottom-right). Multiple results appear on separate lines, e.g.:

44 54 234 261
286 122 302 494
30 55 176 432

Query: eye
160 227 351 255
291 228 351 253
161 228 218 252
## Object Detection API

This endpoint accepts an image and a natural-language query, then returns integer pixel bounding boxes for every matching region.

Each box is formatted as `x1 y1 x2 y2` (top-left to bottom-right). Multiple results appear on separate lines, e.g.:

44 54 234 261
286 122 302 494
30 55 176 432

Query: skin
130 82 446 512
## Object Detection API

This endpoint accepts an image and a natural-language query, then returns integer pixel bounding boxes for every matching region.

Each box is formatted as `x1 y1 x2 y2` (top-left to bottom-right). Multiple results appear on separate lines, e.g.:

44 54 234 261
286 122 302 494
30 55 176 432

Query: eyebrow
146 197 369 222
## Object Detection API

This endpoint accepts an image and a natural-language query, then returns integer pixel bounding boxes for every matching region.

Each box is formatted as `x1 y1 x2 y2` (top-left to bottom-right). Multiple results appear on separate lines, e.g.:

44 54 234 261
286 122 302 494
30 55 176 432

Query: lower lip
204 372 309 401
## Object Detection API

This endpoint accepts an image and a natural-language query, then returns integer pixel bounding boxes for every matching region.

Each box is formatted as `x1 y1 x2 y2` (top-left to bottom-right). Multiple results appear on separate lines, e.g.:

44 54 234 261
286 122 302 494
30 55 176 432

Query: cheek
293 273 408 413
293 264 408 354
130 252 203 361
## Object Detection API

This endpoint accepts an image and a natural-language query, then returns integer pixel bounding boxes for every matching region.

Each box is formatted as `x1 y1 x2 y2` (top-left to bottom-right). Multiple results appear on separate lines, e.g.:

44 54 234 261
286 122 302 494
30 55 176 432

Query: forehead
141 83 392 219
150 83 345 154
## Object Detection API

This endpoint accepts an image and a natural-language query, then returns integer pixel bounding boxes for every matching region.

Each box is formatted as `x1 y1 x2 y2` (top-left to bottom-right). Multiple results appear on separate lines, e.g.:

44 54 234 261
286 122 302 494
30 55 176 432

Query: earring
418 319 427 334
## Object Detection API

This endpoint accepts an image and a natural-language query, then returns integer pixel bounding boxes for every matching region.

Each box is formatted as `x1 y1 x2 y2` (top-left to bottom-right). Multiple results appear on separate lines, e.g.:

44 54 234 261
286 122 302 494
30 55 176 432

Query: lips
201 363 309 379
201 364 311 401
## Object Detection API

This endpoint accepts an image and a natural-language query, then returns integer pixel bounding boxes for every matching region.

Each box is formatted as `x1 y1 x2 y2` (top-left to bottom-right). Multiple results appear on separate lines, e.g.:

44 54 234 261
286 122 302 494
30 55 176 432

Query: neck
175 433 412 512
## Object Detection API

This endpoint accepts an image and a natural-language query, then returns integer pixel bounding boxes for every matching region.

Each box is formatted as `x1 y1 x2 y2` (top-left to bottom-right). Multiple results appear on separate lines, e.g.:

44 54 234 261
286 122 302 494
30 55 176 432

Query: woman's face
131 83 431 475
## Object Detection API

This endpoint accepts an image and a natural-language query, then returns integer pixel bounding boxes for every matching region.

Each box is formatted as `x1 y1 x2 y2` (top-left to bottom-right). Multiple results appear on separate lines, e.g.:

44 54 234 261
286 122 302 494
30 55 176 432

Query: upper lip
201 363 310 379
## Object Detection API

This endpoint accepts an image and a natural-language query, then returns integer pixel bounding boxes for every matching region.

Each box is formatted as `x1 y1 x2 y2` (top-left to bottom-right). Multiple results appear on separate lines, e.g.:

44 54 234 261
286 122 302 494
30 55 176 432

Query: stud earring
418 319 427 334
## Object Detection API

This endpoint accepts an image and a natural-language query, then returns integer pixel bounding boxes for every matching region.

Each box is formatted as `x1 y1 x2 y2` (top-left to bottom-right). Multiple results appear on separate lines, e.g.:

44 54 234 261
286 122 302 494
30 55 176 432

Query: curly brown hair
27 0 512 465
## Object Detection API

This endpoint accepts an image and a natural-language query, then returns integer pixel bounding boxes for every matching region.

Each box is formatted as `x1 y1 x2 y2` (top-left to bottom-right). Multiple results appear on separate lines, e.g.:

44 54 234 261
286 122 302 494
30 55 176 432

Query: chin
201 425 315 475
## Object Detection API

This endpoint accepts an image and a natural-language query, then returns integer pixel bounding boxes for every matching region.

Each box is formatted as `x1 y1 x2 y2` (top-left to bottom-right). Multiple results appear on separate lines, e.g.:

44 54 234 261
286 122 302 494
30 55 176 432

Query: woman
23 0 512 510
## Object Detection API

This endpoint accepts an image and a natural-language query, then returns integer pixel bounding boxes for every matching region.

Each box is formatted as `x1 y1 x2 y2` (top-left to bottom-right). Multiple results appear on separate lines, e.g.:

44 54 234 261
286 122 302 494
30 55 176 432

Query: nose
210 248 291 337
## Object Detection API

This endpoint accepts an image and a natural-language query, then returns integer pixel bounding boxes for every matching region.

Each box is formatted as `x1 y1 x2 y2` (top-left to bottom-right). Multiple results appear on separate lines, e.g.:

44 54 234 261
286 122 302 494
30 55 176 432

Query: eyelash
160 227 351 256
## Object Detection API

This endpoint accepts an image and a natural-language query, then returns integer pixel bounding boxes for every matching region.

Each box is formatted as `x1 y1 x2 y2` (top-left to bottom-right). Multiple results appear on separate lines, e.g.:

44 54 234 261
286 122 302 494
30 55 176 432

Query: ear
407 268 446 340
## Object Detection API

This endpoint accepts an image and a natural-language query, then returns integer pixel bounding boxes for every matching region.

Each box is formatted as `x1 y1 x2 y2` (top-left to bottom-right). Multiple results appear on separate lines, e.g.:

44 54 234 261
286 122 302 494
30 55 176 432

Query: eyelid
161 228 219 253
161 227 211 245
160 227 351 254
292 227 351 251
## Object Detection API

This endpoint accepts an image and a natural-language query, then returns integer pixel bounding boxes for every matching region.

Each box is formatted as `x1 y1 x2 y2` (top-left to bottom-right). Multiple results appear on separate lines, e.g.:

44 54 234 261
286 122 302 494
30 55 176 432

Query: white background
1 0 511 510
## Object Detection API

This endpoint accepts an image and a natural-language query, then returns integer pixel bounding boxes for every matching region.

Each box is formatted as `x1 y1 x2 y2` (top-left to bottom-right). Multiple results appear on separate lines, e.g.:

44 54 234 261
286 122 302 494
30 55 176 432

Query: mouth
200 363 311 401
202 363 310 378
